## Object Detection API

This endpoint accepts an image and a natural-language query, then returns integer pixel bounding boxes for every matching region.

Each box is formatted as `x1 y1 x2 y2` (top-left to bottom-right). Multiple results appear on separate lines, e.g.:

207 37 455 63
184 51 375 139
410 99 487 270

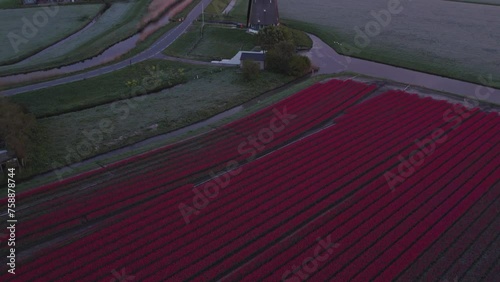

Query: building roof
240 52 266 62
247 0 279 26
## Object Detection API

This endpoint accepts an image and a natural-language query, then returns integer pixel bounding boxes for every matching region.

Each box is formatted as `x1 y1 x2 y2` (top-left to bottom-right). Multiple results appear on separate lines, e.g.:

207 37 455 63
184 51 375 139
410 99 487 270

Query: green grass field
0 4 104 65
204 0 232 15
280 0 500 88
164 21 312 61
9 60 219 118
164 23 257 61
0 0 153 76
163 0 256 61
11 63 292 180
0 0 21 9
227 0 248 22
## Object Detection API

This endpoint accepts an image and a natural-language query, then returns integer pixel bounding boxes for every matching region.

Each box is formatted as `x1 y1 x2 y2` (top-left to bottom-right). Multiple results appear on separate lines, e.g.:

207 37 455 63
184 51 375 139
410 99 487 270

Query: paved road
302 34 500 105
3 1 499 106
0 0 214 97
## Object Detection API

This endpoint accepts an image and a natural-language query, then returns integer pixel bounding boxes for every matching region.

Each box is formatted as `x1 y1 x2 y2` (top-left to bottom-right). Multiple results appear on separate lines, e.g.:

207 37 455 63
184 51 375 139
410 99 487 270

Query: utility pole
201 2 205 37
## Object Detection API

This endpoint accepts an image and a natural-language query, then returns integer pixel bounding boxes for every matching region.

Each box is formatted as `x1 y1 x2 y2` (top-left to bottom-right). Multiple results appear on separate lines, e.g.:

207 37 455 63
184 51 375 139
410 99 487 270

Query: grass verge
204 0 232 15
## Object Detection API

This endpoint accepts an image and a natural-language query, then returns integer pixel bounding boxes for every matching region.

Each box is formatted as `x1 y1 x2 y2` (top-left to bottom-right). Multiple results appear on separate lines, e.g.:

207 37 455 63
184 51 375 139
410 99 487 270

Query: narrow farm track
1 80 498 281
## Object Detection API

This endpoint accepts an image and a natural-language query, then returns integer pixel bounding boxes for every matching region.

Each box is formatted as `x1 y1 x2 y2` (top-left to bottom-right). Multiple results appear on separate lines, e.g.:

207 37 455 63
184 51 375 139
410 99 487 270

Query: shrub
242 60 261 81
288 55 312 76
286 27 313 50
0 98 37 161
266 41 310 76
265 41 296 73
257 25 293 51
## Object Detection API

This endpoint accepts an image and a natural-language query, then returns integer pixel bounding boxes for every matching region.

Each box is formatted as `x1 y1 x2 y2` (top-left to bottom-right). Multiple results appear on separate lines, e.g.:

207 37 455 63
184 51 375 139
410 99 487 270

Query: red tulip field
1 79 498 281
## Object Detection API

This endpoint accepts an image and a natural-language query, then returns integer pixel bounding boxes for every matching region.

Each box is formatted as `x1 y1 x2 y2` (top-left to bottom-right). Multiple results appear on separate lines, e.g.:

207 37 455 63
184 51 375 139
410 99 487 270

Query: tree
265 41 296 73
0 98 37 162
257 25 292 51
241 60 260 81
288 55 312 77
266 41 311 76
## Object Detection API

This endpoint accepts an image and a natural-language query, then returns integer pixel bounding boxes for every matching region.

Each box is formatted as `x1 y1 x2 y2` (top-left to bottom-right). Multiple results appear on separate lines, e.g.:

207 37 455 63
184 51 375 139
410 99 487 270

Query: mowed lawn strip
226 0 248 22
204 0 232 15
164 23 311 61
164 23 256 61
0 4 104 65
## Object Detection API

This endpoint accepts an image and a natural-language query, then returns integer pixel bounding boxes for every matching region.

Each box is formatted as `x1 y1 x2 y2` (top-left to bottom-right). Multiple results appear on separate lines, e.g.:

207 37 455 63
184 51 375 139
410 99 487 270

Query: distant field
0 0 151 76
164 23 256 61
447 0 500 5
280 0 500 88
0 4 104 65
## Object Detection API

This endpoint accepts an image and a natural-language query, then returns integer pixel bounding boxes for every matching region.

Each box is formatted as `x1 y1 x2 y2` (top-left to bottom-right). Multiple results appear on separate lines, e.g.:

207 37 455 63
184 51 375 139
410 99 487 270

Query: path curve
301 34 500 105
